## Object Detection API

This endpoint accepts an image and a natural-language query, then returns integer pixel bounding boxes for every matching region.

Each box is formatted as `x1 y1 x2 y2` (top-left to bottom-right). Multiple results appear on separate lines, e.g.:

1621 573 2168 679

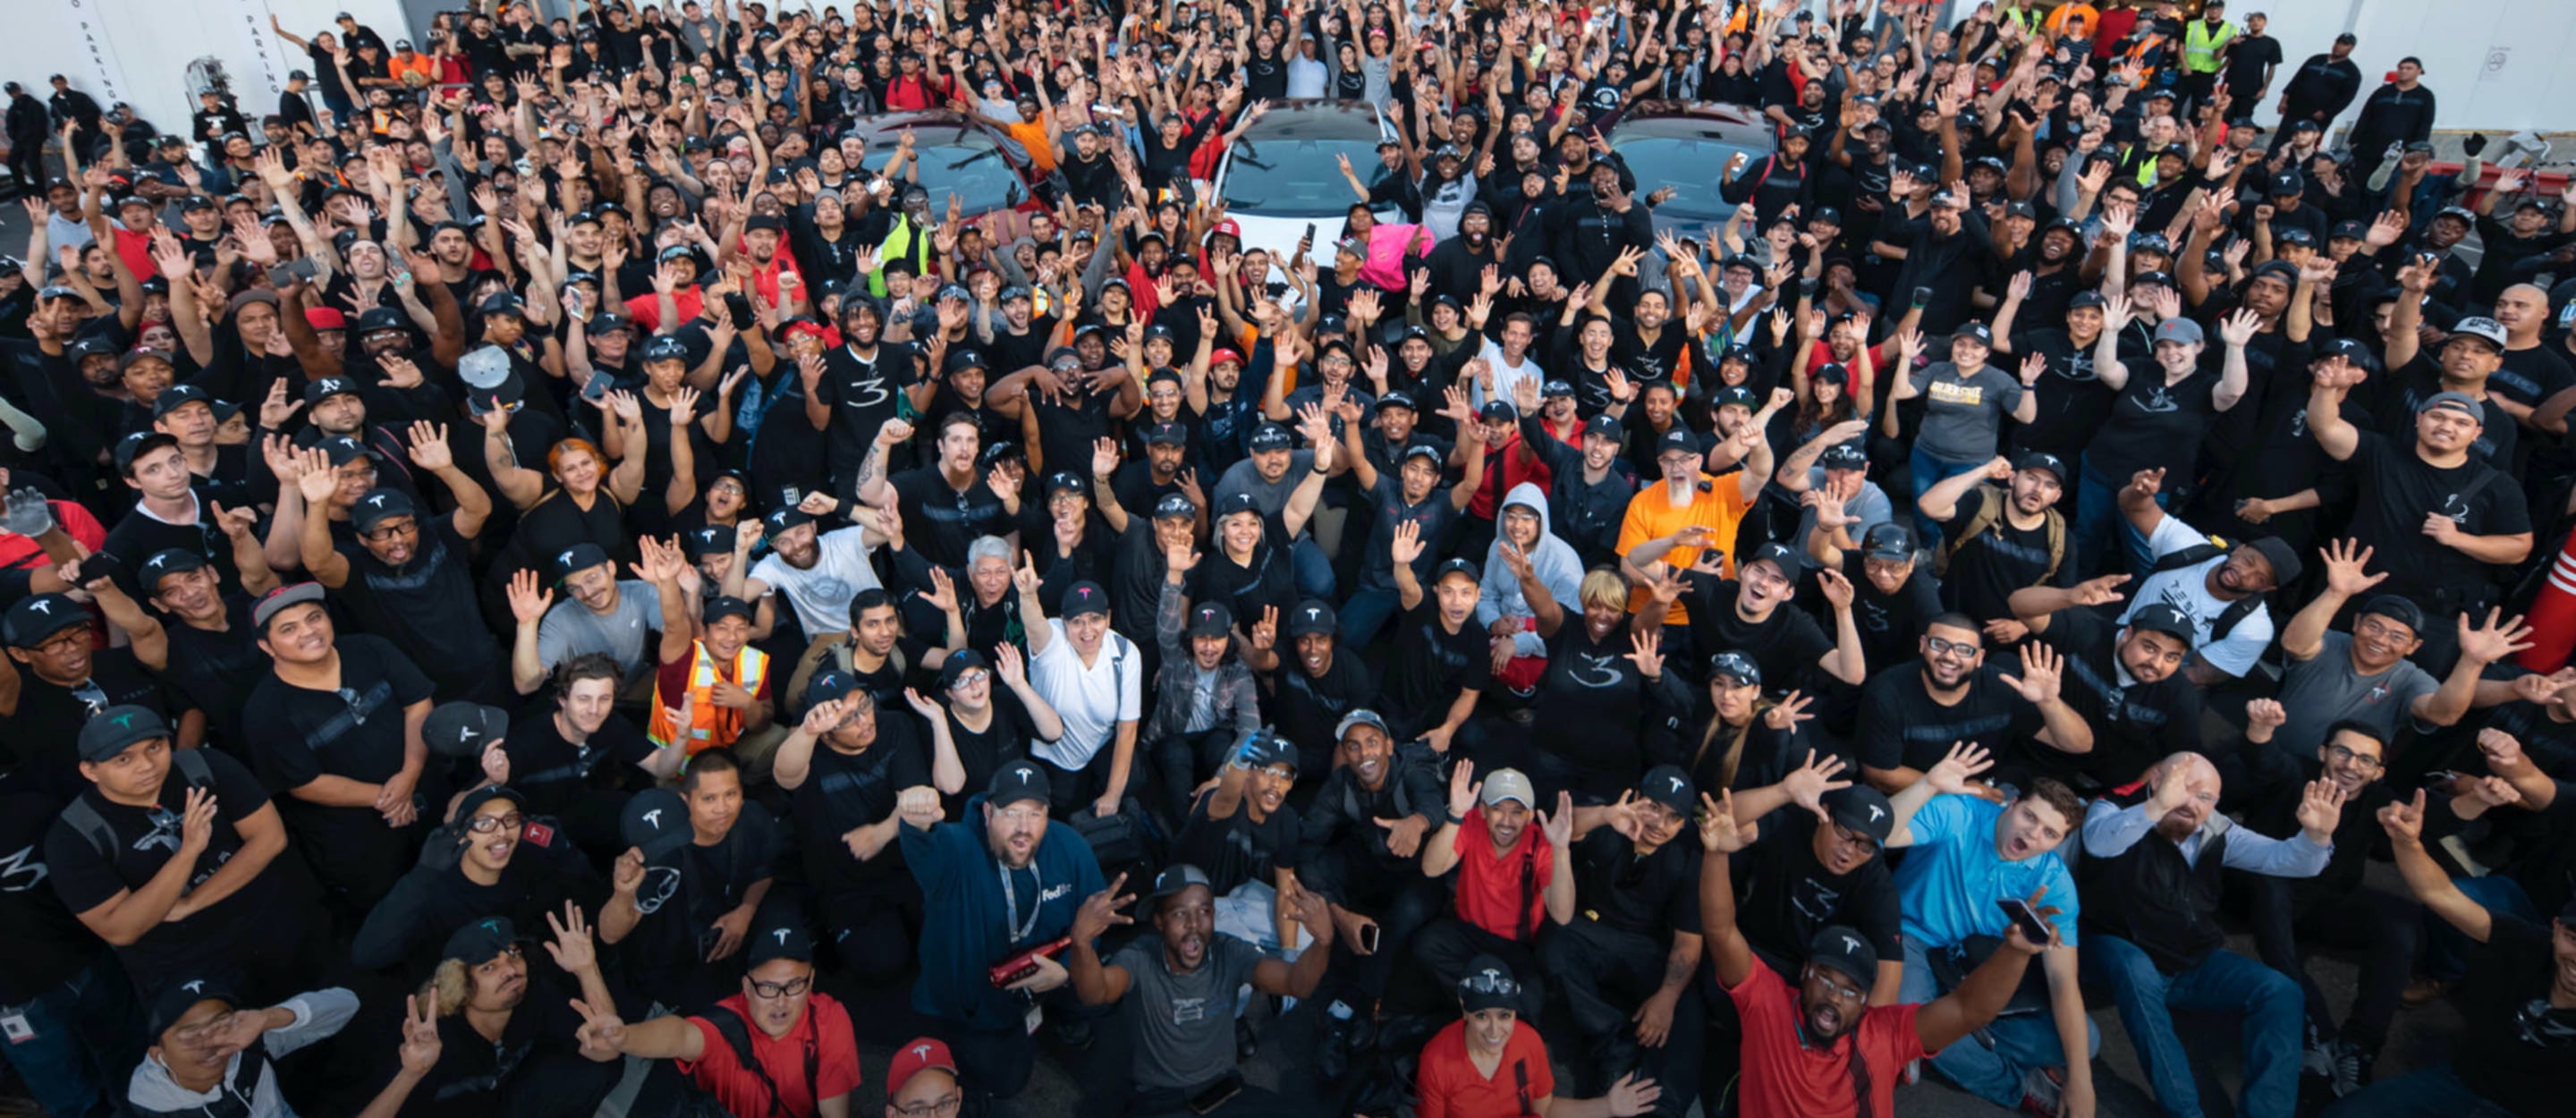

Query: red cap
1210 348 1243 368
886 1037 956 1096
781 319 830 342
1210 218 1241 240
305 307 348 331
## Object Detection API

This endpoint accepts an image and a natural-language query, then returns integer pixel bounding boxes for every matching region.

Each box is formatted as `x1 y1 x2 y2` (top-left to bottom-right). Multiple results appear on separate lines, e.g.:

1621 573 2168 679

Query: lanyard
998 862 1043 945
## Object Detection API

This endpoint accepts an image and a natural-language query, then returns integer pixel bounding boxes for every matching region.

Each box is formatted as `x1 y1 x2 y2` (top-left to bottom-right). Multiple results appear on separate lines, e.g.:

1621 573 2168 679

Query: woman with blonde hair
1488 557 1690 803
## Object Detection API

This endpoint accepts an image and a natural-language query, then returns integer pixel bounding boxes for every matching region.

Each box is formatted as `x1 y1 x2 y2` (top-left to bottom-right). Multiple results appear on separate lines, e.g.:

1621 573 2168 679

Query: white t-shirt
2120 516 2275 677
1029 620 1142 768
1470 336 1546 410
750 525 880 639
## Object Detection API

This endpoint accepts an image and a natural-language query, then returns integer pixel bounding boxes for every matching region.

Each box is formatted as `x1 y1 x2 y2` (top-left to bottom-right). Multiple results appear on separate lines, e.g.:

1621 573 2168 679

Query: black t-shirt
392 970 596 1115
2343 430 2531 604
42 748 286 985
352 833 601 980
2007 328 2115 462
0 772 103 1003
1174 794 1301 897
1027 393 1120 493
1266 639 1376 775
1200 529 1300 631
1380 602 1493 733
501 710 657 817
1735 811 1902 970
2492 343 2575 411
156 599 267 755
3 647 177 802
818 342 919 470
2031 607 2202 789
330 514 496 697
1843 556 1945 675
792 723 931 894
1571 828 1702 944
243 636 436 893
2084 366 2224 487
1357 474 1464 593
1857 663 2038 776
629 808 782 973
1938 488 2072 624
2451 914 2576 1115
2224 35 2284 97
1682 576 1832 694
942 693 1036 818
890 466 1012 570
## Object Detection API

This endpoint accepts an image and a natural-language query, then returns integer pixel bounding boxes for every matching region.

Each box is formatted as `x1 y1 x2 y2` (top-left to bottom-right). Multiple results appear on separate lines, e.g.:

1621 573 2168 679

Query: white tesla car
1208 99 1405 297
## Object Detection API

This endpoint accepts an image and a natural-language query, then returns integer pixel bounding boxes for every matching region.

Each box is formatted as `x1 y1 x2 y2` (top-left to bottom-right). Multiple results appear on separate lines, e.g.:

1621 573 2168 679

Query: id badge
1023 1002 1044 1036
1 1012 34 1045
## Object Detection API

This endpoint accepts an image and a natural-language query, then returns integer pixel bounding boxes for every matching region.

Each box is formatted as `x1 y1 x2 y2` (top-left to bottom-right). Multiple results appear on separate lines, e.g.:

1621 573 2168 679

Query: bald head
2495 284 2549 341
2147 752 2221 839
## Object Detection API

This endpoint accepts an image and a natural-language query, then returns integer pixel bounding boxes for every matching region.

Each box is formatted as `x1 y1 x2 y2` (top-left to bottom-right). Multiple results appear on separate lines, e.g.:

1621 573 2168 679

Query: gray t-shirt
1214 450 1318 522
1912 361 2025 465
2274 631 2436 753
535 580 665 682
1110 933 1264 1090
1791 470 1894 554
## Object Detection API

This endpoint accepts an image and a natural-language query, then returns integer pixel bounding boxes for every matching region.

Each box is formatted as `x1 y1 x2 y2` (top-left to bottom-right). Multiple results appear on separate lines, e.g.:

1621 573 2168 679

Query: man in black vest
2074 751 2348 1118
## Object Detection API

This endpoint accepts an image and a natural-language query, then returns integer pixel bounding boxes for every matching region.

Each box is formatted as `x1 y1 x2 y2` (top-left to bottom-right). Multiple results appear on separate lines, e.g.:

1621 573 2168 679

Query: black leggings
1154 727 1238 823
2243 877 2420 1053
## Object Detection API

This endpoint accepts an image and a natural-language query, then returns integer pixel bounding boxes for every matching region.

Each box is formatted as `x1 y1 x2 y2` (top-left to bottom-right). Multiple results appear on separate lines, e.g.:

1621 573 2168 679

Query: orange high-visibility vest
648 640 770 754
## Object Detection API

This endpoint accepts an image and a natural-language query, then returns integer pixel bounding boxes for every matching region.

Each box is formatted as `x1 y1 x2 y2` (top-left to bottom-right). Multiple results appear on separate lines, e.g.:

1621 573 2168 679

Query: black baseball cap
2125 602 2199 644
442 916 520 965
2012 451 2069 485
2244 537 2304 585
1743 541 1807 579
1433 557 1480 584
78 705 172 763
1861 522 1917 562
250 582 326 631
1657 428 1700 455
552 541 613 582
1141 421 1187 446
744 920 816 967
2360 594 2424 636
987 760 1049 809
1585 415 1625 443
138 548 208 590
703 595 756 626
1154 493 1198 521
421 701 510 758
351 487 414 533
1819 443 1868 470
936 649 990 691
306 376 363 404
1187 601 1233 639
1708 650 1762 687
1285 599 1338 637
152 384 215 419
1062 581 1110 618
1248 422 1294 451
1825 785 1896 844
1636 765 1696 817
4 593 89 648
1151 863 1214 902
1807 925 1879 988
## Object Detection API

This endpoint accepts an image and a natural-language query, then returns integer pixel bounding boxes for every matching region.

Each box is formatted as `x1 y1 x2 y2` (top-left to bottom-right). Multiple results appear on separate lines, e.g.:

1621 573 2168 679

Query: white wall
8 0 411 139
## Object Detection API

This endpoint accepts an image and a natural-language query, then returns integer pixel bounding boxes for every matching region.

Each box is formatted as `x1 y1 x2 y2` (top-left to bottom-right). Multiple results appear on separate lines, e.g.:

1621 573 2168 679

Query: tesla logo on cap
913 1044 933 1059
112 711 136 728
1842 935 1862 954
369 494 387 507
1479 968 1504 985
773 928 790 944
183 979 204 994
641 809 664 827
458 725 479 742
1868 804 1885 822
26 599 48 614
1305 607 1321 620
558 549 576 567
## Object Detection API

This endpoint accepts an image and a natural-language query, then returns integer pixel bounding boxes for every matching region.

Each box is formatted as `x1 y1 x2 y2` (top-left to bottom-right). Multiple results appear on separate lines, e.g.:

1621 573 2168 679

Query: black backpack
698 1003 818 1118
57 750 215 860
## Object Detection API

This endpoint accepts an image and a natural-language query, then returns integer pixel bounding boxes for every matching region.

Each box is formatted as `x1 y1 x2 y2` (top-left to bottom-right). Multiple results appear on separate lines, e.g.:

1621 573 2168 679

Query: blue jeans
2424 875 2538 981
1336 586 1402 653
0 954 143 1118
1909 446 1984 550
1292 537 1337 601
2074 459 2166 580
1901 936 2100 1108
2321 1062 2514 1118
2079 936 2302 1118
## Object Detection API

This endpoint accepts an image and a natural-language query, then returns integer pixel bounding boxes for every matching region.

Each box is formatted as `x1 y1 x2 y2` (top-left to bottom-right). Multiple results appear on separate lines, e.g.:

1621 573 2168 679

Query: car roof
1234 99 1391 142
1611 101 1775 147
843 110 996 146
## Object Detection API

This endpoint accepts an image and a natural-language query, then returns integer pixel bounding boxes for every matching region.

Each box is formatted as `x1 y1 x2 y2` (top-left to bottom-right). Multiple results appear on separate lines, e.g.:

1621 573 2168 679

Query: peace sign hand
396 994 443 1074
1072 871 1139 942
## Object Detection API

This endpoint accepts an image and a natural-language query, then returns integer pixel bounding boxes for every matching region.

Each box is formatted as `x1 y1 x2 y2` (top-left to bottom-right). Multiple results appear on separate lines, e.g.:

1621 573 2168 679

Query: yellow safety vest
648 640 770 754
2182 20 2234 74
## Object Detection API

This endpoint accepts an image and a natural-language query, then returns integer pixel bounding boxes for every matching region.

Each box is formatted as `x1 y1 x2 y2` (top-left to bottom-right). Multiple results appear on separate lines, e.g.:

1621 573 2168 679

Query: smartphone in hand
1997 898 2053 946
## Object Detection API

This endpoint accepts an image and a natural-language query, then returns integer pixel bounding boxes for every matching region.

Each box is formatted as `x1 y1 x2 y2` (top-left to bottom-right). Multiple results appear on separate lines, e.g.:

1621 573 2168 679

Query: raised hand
2318 538 2385 597
2066 572 2130 607
506 568 553 625
542 902 598 974
1072 870 1139 942
1697 791 1757 852
1763 690 1817 732
1999 642 2064 704
1389 518 1425 567
396 994 443 1074
1779 749 1852 820
1445 758 1481 821
1923 741 1995 796
1539 790 1575 848
2295 779 2348 842
2456 607 2537 666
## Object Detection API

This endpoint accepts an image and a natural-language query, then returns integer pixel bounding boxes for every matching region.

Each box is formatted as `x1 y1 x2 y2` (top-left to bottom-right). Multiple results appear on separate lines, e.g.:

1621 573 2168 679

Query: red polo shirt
1453 808 1553 942
676 991 863 1118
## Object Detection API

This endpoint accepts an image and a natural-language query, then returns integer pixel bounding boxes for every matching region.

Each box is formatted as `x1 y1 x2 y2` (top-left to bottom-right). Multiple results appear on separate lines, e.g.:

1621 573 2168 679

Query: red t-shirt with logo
1453 808 1553 942
1414 1016 1554 1118
678 991 862 1118
1727 961 1928 1118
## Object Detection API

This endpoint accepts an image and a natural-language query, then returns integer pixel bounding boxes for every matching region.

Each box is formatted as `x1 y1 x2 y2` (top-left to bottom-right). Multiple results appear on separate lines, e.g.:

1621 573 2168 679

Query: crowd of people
2 0 2573 1115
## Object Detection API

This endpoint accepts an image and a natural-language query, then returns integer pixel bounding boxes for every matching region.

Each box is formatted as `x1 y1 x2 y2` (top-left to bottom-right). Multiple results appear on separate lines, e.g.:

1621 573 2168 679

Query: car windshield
1609 135 1767 221
901 128 1020 216
1223 137 1386 216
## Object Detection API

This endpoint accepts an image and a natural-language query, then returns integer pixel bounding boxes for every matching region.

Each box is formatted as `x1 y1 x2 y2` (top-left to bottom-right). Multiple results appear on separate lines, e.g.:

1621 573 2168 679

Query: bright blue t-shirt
1892 792 2080 949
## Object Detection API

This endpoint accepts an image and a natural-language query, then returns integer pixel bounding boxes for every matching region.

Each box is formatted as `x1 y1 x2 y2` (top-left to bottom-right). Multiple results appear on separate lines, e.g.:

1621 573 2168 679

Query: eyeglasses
894 1094 963 1118
1804 965 1868 1001
360 520 419 542
1925 635 1979 658
945 669 988 690
2324 743 2384 772
994 805 1047 825
748 974 811 999
466 812 525 834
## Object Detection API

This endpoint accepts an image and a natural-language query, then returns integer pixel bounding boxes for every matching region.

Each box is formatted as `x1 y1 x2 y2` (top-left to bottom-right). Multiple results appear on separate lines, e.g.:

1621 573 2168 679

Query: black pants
485 1045 623 1118
822 877 923 987
1155 727 1238 823
1541 918 1671 1060
929 984 1101 1101
1302 843 1449 1004
6 132 46 195
1411 918 1545 1021
2243 877 2419 1053
1035 745 1121 817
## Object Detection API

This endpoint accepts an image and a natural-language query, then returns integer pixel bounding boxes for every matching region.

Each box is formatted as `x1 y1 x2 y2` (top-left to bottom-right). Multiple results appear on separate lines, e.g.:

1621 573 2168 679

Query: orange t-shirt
1616 472 1752 622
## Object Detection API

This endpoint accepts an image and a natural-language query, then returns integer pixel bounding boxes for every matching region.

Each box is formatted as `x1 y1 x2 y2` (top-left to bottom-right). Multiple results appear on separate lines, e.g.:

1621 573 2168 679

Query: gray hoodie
1479 482 1585 658
123 987 359 1118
